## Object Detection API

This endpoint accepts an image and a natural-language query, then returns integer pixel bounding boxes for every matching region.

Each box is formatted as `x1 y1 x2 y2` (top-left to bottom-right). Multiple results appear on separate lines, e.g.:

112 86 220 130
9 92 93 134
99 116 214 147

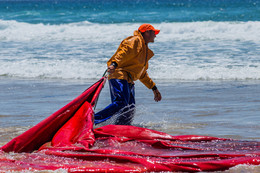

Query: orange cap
138 24 160 35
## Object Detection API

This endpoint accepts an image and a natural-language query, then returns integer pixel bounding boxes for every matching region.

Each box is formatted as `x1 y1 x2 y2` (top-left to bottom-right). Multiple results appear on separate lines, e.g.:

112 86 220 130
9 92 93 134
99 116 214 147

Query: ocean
0 0 260 172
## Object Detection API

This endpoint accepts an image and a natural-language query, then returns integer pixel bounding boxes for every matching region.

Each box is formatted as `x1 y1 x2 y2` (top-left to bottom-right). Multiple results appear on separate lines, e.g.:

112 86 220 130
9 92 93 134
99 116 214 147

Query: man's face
144 30 156 43
148 30 156 43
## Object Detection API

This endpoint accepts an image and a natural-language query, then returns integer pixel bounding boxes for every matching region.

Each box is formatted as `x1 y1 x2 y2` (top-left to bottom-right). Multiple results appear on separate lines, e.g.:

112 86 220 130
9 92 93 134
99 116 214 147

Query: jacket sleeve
108 37 140 67
139 70 156 89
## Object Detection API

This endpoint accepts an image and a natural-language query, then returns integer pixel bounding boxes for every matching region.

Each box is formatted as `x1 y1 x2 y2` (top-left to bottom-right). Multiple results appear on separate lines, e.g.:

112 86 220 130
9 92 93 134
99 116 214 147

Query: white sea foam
157 21 260 42
1 20 260 42
149 64 260 81
0 20 260 81
0 58 107 79
1 56 259 80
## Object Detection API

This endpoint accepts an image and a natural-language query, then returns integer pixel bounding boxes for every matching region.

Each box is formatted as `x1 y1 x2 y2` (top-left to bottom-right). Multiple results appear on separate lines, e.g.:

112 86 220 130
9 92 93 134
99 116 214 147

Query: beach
1 78 260 141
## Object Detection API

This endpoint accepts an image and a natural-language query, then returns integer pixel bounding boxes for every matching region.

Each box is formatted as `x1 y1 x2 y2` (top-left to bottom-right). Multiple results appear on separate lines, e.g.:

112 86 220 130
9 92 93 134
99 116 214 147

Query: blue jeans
94 79 135 125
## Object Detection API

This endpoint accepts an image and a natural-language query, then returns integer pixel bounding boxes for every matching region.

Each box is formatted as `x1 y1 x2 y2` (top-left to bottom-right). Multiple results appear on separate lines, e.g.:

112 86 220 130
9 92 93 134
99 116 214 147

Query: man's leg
94 79 131 125
114 83 136 125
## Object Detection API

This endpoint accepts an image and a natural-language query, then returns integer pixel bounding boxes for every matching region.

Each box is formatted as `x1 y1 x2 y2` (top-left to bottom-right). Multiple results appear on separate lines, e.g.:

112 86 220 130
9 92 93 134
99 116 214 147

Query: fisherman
94 24 162 125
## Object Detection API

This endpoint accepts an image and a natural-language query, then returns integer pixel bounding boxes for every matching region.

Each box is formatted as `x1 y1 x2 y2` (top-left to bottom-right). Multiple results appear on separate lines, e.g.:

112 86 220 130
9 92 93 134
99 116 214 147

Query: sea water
0 0 260 172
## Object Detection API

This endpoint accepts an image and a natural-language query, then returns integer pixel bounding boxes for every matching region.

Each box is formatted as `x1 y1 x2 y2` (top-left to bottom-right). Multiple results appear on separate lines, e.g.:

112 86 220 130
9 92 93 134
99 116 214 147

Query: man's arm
152 85 162 102
107 62 118 74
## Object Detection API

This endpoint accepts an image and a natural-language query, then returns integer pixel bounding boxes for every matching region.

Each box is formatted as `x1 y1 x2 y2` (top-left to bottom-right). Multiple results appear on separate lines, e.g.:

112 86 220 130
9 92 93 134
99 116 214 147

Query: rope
94 69 108 111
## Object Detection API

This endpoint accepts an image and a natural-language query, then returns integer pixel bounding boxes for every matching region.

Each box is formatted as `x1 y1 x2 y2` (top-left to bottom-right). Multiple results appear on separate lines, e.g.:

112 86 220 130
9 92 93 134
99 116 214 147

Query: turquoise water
0 0 260 24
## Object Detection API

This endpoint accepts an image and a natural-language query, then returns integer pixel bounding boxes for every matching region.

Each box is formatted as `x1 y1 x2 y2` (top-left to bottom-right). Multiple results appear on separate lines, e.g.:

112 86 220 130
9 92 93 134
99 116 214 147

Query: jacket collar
133 30 146 45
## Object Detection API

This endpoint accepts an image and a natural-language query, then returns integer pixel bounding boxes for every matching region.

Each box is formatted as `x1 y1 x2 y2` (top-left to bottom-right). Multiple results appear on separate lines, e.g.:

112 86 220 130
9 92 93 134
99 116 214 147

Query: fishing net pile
1 78 259 172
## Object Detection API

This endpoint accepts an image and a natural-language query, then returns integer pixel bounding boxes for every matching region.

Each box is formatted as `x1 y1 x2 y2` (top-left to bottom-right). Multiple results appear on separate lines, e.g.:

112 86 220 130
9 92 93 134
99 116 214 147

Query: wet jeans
94 79 135 125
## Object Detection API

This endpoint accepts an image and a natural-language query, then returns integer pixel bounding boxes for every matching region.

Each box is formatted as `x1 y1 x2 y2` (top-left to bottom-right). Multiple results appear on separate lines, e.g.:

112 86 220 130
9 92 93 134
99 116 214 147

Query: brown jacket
107 30 156 89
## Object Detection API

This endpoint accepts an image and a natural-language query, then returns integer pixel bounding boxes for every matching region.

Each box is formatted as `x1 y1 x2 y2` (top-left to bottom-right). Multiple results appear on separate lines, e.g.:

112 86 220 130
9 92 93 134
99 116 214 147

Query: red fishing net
1 77 259 172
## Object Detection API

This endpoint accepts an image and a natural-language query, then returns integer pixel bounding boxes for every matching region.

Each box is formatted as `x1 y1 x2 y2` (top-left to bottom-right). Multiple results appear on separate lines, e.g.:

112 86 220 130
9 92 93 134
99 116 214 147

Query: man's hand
153 89 162 102
107 65 116 74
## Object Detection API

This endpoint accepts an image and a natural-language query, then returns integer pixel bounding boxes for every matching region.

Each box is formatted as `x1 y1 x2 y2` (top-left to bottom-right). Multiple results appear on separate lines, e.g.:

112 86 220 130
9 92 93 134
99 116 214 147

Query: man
94 24 162 125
